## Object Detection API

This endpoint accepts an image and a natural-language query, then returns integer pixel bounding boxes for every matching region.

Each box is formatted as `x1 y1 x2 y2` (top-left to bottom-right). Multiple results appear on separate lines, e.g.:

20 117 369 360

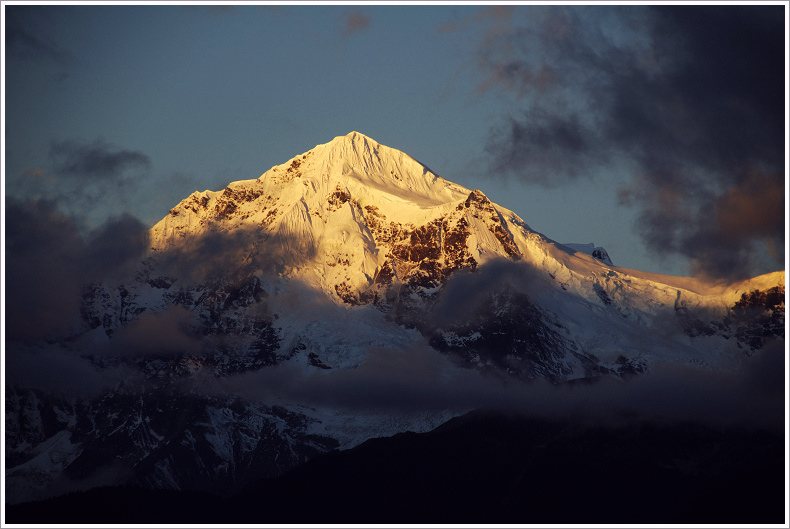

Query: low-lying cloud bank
210 339 785 432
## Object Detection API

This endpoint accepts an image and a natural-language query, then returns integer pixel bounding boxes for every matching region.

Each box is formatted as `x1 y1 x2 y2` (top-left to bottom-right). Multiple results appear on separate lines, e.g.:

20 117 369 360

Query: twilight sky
3 2 787 280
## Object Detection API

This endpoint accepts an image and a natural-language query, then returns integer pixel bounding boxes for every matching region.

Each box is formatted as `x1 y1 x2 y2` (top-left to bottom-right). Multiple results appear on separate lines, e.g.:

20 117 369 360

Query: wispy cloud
49 139 151 179
5 343 140 396
5 6 71 64
107 306 203 358
6 138 154 226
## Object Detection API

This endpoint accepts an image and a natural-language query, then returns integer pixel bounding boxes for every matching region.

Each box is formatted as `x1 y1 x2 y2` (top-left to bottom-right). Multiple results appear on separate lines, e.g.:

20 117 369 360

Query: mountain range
5 132 785 522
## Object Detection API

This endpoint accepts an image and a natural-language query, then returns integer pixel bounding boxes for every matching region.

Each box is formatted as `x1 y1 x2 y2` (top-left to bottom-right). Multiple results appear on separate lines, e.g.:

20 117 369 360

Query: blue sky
3 3 787 280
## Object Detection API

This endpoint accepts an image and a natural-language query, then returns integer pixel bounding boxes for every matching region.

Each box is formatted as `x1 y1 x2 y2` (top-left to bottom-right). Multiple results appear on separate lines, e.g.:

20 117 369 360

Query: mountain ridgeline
5 132 785 519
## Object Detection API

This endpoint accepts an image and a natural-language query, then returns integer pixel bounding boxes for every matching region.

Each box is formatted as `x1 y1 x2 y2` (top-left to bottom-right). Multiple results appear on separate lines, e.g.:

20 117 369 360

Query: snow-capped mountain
6 132 785 506
143 131 782 369
149 131 516 300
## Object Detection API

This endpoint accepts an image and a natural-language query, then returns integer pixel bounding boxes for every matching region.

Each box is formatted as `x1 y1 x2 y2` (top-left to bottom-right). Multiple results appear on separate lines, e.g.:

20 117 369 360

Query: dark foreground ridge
6 410 785 524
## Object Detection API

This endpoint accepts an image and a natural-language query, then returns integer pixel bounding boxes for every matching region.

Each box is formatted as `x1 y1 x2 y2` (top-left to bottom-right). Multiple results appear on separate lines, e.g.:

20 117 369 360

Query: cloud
4 6 71 64
5 138 154 227
574 339 787 432
682 170 785 281
152 222 318 285
3 195 322 397
217 258 782 429
5 208 782 432
4 198 150 343
211 344 488 413
426 258 553 329
473 5 785 280
106 306 203 358
486 111 602 187
85 213 151 280
209 334 784 432
5 199 90 342
49 139 151 179
343 10 370 36
620 166 786 282
202 258 783 430
83 213 150 281
4 343 139 396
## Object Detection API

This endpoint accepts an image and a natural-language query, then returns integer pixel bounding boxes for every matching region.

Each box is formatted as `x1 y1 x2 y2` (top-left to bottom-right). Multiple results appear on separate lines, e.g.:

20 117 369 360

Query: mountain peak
321 131 380 162
293 132 471 209
344 130 374 141
324 131 379 153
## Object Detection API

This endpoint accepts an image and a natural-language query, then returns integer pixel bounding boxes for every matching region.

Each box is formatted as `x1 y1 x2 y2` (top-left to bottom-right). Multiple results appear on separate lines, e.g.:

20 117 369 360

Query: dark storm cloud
604 6 784 178
476 6 640 185
4 198 150 343
476 5 785 280
4 6 71 64
343 10 371 36
49 139 152 179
